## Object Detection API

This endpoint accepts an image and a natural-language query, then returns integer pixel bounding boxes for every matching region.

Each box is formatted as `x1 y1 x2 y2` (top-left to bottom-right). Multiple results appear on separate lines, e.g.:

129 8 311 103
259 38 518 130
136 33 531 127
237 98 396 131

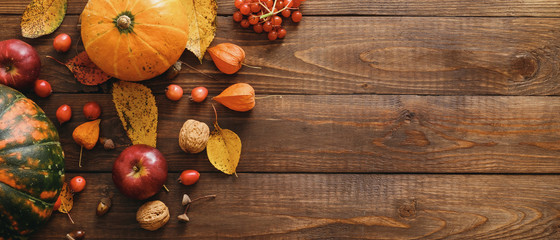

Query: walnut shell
136 200 170 231
179 119 210 154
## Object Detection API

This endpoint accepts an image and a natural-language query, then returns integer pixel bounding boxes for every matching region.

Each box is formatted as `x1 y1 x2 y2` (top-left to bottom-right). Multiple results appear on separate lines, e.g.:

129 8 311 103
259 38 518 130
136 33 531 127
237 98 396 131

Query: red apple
112 144 168 200
0 39 41 91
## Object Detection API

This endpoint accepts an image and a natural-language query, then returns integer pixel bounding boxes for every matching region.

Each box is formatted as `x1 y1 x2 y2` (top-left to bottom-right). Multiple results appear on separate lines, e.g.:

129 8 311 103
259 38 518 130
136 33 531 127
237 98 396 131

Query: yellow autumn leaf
21 0 67 38
182 0 217 62
206 122 241 175
58 182 75 223
112 81 158 147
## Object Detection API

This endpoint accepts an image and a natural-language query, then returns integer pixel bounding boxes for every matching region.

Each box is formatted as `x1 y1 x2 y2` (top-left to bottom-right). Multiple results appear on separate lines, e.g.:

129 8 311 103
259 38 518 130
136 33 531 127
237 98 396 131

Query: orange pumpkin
80 0 189 81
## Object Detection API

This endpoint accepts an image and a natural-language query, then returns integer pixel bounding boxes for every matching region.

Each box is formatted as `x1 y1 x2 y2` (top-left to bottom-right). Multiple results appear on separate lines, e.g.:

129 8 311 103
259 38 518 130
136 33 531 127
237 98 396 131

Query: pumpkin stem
117 15 132 30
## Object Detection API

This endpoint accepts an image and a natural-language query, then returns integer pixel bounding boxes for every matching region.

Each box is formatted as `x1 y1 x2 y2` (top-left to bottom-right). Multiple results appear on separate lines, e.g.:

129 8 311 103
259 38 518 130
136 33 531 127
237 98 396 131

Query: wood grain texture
31 173 560 239
2 15 560 95
29 94 560 173
2 0 560 16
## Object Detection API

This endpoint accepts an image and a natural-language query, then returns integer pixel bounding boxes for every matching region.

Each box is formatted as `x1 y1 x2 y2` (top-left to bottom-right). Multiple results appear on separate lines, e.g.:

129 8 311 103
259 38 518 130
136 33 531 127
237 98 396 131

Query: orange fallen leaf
47 52 112 86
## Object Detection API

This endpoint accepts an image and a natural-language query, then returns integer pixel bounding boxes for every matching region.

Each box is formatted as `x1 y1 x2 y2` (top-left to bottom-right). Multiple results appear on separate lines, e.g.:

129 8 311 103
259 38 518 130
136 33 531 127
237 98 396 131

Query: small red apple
112 144 168 200
0 39 41 91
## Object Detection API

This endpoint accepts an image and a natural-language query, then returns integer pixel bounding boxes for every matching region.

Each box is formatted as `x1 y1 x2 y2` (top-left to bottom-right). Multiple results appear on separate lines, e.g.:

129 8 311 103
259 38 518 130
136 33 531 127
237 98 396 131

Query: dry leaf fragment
21 0 67 38
112 81 158 147
213 83 255 112
58 182 75 224
47 52 112 86
182 0 217 62
206 121 241 175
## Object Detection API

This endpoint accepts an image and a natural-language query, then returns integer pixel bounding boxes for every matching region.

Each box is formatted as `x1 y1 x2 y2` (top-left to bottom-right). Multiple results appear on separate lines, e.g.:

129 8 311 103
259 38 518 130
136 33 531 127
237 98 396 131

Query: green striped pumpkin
0 84 65 239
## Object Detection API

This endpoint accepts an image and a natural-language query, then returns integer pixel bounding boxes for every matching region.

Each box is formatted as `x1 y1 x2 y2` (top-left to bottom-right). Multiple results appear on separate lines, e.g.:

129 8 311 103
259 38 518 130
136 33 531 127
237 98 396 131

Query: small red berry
83 101 101 120
178 170 200 186
166 84 184 101
56 104 72 124
70 176 86 193
268 30 278 41
53 33 72 53
34 80 52 98
53 195 62 211
190 86 208 103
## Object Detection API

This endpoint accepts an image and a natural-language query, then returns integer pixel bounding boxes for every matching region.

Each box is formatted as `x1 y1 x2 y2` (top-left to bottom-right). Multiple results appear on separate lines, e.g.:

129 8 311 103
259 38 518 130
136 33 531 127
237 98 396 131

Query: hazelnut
136 200 170 231
178 119 209 154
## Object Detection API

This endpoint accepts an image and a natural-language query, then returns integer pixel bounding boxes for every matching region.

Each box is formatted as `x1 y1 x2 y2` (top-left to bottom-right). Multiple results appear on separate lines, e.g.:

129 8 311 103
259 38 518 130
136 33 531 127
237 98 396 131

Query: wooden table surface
2 0 560 239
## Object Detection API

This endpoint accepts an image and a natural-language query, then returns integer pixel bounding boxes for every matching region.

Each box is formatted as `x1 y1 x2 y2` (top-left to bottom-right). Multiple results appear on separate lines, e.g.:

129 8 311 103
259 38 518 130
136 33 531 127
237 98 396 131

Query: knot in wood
400 110 416 123
398 200 417 219
511 53 538 81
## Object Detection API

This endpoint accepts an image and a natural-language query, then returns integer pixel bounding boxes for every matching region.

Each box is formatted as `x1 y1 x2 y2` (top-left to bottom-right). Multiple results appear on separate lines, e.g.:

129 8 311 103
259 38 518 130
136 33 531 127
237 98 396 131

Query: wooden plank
30 94 560 173
31 173 560 239
0 16 560 95
2 15 560 95
2 0 560 17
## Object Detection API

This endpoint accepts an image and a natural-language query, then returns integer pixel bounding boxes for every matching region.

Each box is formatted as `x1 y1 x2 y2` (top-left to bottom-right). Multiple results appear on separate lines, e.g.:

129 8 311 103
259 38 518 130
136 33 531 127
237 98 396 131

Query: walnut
136 200 170 231
179 119 210 154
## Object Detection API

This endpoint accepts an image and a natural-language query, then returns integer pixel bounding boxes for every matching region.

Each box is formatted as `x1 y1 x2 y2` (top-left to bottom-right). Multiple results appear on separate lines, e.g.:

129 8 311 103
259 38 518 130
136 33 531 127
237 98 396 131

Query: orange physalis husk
213 83 255 112
208 43 245 74
72 119 100 167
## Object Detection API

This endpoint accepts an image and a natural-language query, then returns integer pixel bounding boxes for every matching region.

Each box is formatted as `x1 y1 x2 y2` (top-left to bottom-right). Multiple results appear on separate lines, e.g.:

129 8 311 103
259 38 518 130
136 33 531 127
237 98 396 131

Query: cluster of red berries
233 0 305 41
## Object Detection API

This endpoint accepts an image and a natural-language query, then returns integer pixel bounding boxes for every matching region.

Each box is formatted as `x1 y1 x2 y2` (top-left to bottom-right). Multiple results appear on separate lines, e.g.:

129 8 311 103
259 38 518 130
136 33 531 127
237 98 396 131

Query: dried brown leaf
21 0 67 38
112 81 158 147
47 52 112 86
182 0 217 62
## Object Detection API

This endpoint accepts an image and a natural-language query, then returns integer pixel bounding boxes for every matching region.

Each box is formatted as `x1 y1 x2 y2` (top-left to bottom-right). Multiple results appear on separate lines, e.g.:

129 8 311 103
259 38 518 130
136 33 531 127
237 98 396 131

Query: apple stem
163 184 170 192
78 146 83 168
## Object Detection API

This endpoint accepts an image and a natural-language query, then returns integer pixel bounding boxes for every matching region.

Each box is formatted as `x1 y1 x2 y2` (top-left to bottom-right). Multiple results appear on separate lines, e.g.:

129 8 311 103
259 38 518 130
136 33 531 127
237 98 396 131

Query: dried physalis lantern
208 43 245 74
72 119 100 167
213 83 255 112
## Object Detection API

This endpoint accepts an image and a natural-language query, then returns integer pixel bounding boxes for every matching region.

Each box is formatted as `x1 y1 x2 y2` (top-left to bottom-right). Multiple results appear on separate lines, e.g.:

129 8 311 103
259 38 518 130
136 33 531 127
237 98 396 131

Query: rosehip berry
178 170 200 186
34 80 52 98
70 176 86 193
166 84 184 101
